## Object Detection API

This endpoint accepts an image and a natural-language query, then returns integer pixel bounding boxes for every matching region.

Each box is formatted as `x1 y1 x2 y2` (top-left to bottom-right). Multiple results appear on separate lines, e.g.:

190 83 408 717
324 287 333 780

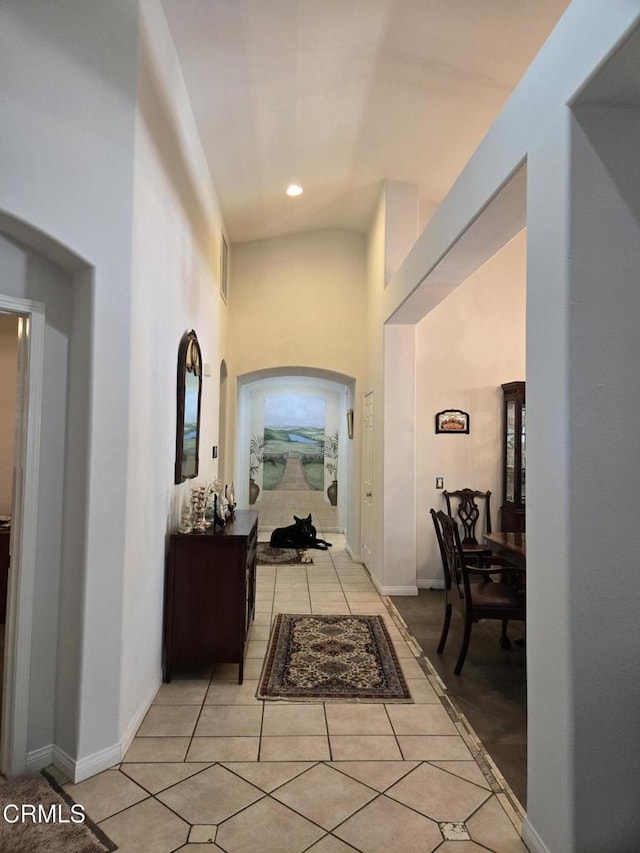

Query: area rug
257 543 312 565
0 770 116 853
257 613 412 702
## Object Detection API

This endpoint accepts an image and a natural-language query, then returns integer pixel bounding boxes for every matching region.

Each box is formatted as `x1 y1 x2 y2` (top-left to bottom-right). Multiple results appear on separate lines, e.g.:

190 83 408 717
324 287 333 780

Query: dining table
485 531 527 648
484 531 526 570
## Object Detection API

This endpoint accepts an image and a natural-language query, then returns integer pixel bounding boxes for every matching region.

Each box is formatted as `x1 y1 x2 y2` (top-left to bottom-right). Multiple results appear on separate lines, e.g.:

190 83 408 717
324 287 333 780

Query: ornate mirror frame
175 329 203 484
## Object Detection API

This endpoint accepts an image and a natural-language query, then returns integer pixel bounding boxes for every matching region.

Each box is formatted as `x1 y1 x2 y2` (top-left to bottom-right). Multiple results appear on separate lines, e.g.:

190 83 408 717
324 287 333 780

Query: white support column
525 103 640 853
382 324 417 595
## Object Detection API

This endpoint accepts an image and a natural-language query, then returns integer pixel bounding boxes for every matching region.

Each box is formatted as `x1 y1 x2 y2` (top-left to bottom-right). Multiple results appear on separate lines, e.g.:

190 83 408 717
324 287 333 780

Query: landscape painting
263 394 325 490
181 372 200 478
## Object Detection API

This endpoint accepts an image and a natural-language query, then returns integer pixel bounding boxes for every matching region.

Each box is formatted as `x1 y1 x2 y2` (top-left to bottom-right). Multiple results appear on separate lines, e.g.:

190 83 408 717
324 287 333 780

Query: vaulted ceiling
161 0 570 243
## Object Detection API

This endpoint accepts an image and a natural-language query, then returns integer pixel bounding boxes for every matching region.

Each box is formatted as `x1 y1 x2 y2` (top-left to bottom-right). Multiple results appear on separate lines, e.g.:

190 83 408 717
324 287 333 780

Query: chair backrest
443 488 492 548
430 508 470 605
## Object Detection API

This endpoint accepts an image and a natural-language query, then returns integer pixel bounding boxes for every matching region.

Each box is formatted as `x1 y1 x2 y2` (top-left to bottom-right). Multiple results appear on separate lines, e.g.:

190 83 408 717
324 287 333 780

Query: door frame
0 294 44 776
360 387 374 569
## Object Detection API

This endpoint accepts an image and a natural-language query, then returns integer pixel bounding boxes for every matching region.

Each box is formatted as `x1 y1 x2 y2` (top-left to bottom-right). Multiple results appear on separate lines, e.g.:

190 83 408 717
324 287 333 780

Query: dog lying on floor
269 514 333 550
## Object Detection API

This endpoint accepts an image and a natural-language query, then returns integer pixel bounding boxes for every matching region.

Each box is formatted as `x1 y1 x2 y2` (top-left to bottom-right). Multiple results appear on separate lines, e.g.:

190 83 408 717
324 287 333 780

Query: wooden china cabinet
500 382 526 533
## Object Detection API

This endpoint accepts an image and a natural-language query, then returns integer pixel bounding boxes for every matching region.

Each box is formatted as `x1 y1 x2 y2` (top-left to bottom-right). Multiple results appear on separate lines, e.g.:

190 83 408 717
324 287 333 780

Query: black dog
269 514 332 550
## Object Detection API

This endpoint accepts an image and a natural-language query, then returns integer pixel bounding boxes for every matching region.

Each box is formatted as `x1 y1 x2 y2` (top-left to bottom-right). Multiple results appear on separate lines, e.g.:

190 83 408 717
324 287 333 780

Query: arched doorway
235 367 358 556
0 214 91 778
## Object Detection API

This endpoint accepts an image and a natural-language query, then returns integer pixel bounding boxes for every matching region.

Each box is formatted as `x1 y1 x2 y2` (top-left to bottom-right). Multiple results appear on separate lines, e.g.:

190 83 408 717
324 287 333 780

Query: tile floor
55 510 529 853
392 590 527 806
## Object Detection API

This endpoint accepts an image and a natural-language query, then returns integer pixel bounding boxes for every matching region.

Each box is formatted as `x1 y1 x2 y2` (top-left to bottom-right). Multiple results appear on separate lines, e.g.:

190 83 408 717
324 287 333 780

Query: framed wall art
175 329 203 483
435 409 470 434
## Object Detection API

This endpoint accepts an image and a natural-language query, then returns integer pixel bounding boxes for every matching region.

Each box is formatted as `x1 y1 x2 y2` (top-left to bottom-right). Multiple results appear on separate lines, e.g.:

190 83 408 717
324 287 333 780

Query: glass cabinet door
521 404 526 504
501 382 526 532
505 401 516 503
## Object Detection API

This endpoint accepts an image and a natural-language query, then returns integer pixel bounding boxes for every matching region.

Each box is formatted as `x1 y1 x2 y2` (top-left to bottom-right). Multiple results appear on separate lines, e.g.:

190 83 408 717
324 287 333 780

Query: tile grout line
383 594 527 834
87 530 520 853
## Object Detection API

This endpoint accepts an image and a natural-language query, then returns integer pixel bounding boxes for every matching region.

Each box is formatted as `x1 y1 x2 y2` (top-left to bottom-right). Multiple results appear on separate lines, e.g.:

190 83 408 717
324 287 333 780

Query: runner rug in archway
256 543 312 565
257 613 412 702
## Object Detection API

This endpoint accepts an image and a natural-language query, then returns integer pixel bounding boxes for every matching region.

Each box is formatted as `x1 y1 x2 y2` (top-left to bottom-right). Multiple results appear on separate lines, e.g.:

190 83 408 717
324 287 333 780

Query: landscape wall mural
262 394 325 490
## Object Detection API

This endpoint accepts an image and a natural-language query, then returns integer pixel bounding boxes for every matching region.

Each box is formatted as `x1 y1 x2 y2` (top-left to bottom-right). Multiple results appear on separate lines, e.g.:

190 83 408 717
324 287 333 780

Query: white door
360 390 374 568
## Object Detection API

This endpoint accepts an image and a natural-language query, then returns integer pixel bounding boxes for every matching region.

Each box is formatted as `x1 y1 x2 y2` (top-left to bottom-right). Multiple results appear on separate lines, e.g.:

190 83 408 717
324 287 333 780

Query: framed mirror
175 329 203 484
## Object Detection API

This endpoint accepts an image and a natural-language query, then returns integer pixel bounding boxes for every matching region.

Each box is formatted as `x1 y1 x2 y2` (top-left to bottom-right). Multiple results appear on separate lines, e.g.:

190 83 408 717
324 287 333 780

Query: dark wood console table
163 509 257 684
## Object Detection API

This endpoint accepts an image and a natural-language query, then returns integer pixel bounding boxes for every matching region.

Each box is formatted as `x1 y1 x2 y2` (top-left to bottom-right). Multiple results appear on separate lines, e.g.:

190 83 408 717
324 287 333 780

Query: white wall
415 231 526 585
0 0 139 773
0 314 18 515
0 234 73 759
363 192 387 587
383 4 640 850
119 0 228 748
364 182 419 593
527 102 640 853
0 0 229 780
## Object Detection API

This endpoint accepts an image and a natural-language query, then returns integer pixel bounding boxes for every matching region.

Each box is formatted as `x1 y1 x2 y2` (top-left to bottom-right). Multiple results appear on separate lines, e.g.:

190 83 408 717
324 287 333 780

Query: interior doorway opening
0 312 19 756
235 368 358 556
0 293 45 778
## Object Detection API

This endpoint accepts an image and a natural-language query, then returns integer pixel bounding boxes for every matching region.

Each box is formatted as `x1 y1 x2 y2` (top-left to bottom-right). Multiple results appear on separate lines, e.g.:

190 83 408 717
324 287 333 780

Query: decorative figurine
212 492 226 530
226 482 236 519
177 502 193 534
191 485 208 531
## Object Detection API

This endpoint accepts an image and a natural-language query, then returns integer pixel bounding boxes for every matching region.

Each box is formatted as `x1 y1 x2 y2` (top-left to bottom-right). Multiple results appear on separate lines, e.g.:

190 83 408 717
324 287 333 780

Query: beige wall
227 228 366 550
228 228 366 380
0 314 18 515
363 193 387 585
364 183 419 592
415 230 527 584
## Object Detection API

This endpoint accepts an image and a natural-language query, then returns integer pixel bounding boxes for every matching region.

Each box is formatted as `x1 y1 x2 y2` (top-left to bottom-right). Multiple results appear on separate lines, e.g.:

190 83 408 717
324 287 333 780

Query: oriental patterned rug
257 613 412 702
256 543 312 565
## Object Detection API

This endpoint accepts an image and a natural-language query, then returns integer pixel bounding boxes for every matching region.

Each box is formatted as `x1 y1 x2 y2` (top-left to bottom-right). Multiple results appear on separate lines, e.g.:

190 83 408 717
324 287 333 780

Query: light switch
435 477 444 489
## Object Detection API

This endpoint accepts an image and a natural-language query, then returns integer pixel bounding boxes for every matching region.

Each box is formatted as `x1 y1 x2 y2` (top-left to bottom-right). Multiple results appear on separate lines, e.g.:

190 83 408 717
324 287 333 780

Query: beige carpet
0 771 115 853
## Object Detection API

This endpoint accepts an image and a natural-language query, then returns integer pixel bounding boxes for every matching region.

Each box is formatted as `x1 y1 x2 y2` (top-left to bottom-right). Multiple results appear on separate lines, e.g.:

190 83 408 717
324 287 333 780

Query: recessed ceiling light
286 184 303 197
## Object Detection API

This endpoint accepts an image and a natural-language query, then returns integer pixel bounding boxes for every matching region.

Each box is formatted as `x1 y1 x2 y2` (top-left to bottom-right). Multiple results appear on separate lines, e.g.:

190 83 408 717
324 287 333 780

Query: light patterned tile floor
57 507 529 853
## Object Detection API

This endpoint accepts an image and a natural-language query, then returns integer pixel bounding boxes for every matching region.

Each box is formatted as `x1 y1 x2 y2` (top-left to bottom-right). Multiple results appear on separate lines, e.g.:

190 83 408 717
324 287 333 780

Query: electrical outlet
435 477 444 489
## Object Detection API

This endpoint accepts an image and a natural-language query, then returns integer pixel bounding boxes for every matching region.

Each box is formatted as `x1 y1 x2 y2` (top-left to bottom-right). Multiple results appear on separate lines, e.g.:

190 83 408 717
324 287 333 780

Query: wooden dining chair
431 508 525 675
443 488 512 568
443 488 492 564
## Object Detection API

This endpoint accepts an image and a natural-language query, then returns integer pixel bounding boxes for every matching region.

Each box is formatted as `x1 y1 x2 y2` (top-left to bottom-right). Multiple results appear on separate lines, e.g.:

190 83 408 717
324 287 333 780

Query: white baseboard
380 586 418 596
51 746 76 780
25 744 54 774
119 670 163 760
522 817 551 853
69 742 122 783
26 670 163 783
344 543 362 563
417 578 444 589
367 571 417 597
25 744 76 781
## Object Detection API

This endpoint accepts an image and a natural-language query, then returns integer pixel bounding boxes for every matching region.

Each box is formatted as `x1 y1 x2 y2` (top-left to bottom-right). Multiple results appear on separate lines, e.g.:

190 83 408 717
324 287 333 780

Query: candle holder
177 502 193 534
190 486 208 532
